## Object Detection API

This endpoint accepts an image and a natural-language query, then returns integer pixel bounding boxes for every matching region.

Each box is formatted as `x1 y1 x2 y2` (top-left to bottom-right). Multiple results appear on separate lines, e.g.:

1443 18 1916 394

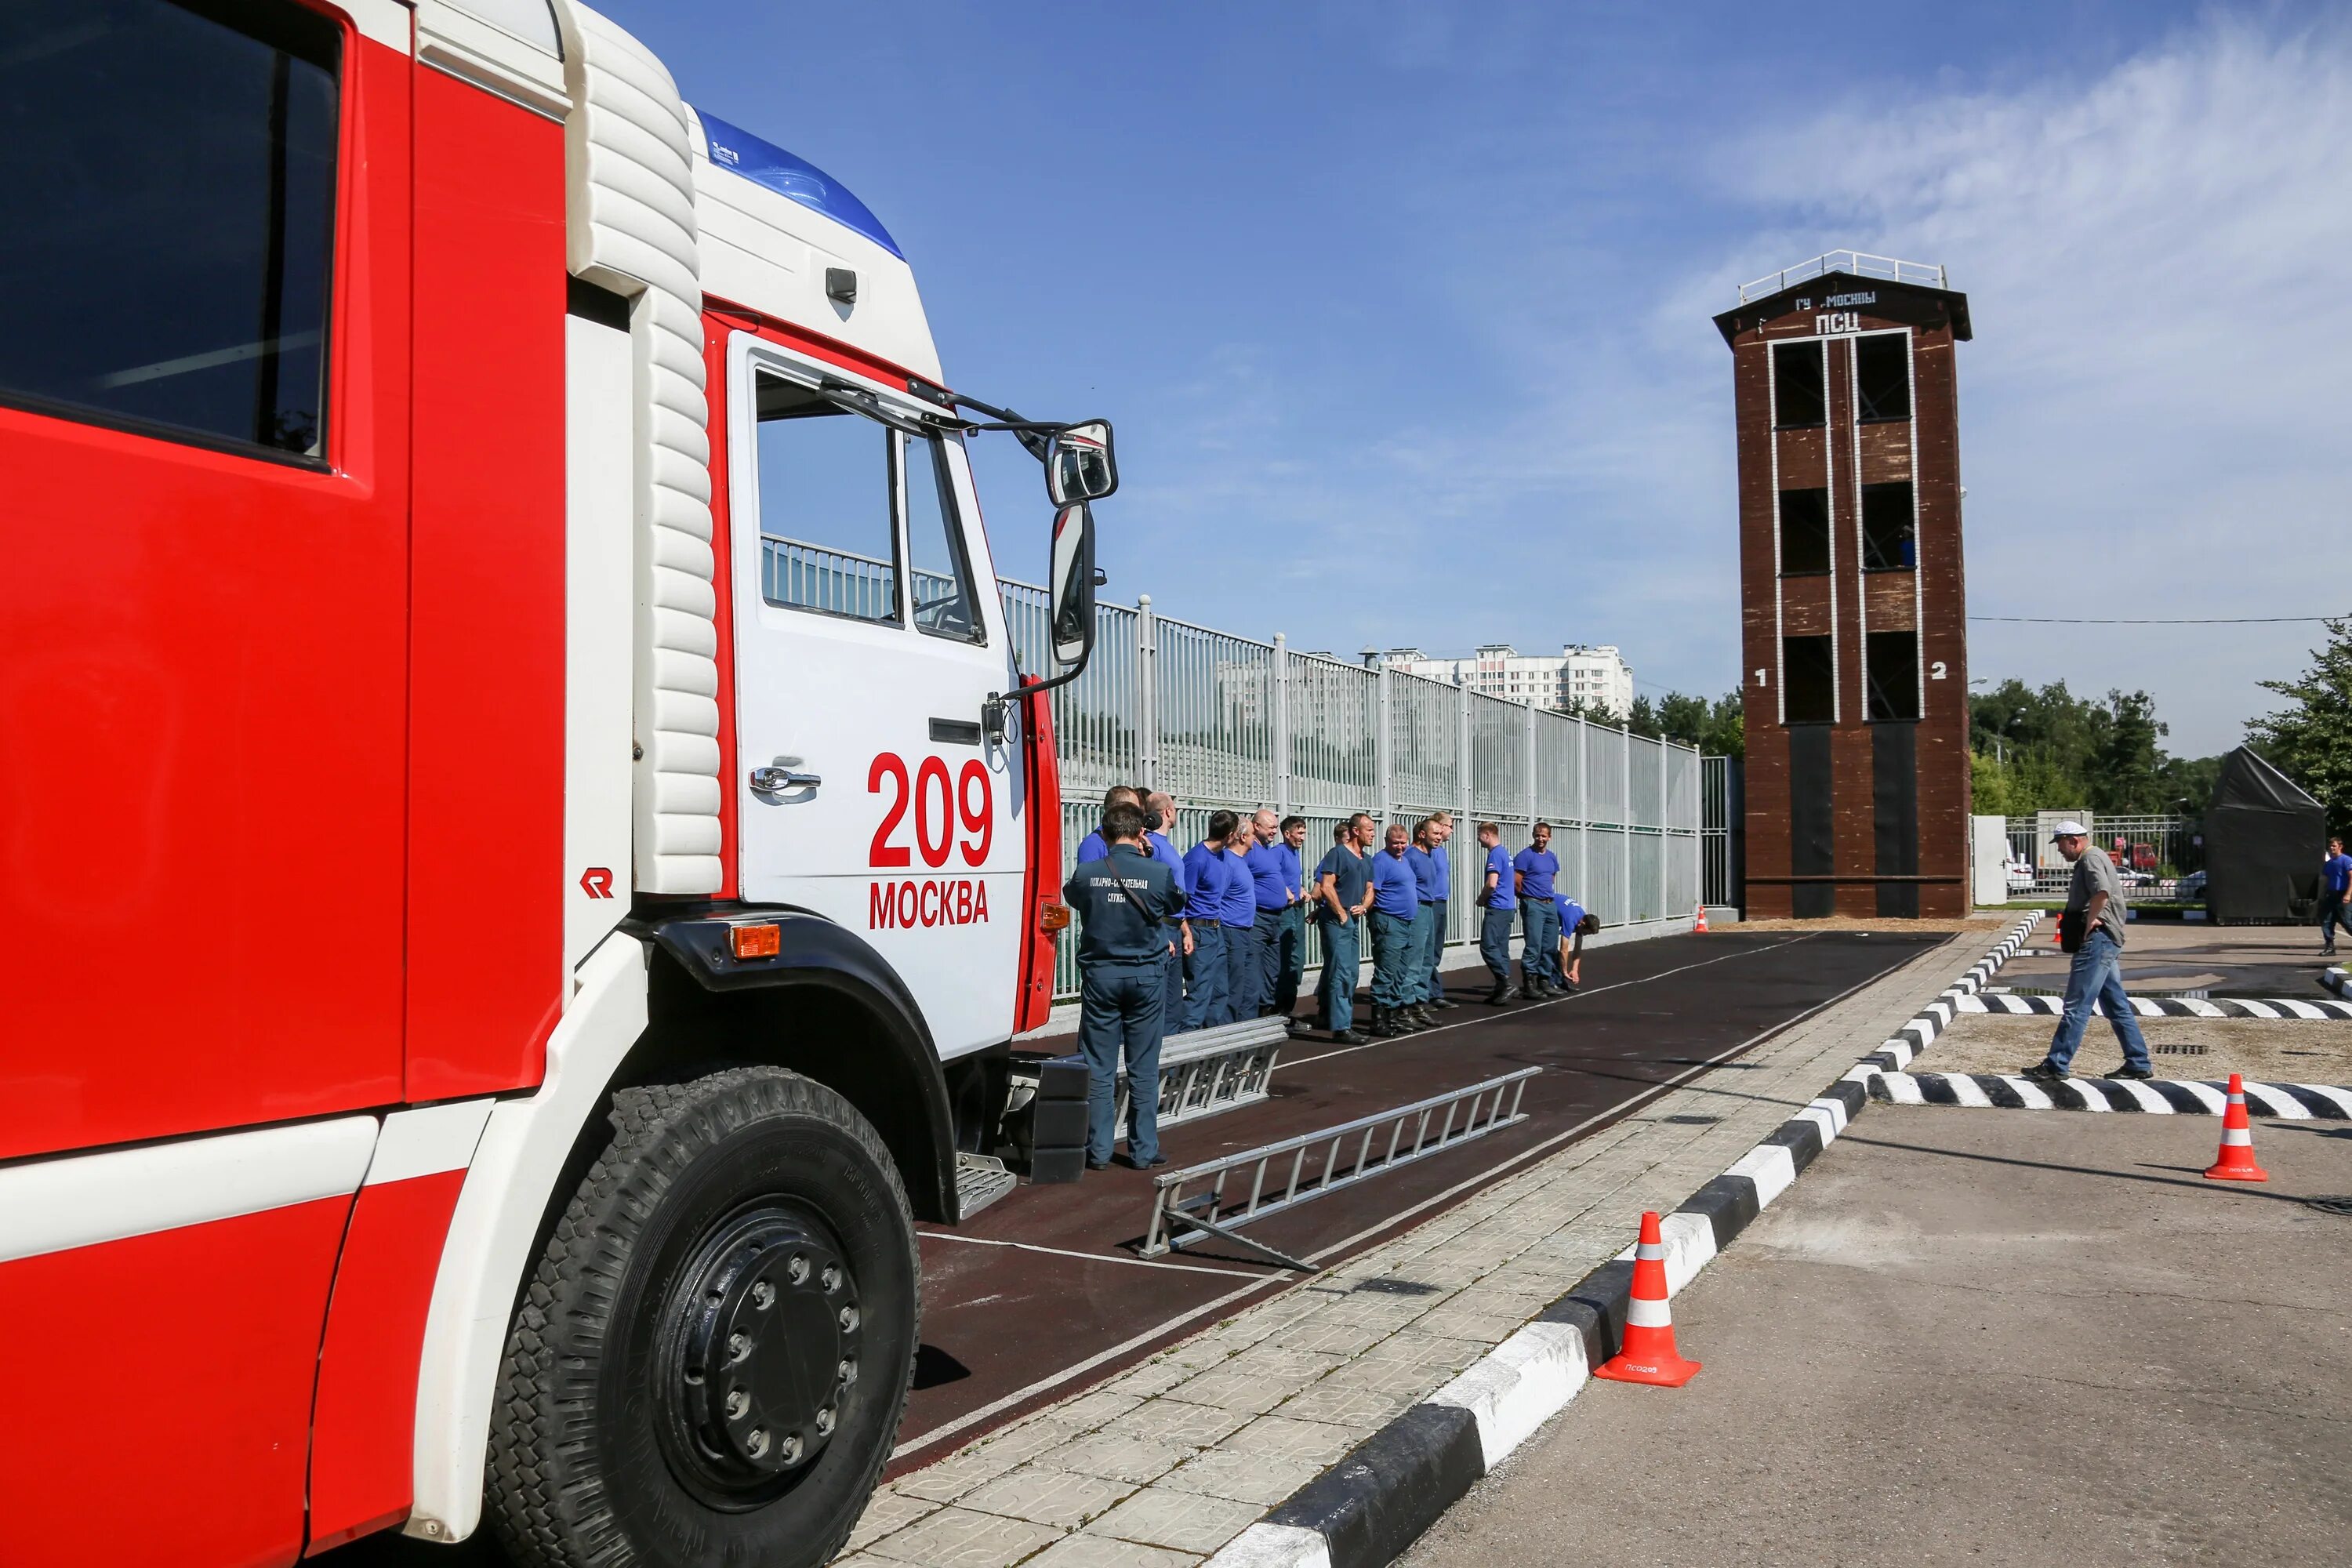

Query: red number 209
869 752 993 869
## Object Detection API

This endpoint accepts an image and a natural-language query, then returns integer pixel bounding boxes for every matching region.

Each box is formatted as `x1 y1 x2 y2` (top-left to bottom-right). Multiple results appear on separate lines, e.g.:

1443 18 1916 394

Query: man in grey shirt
2024 820 2154 1082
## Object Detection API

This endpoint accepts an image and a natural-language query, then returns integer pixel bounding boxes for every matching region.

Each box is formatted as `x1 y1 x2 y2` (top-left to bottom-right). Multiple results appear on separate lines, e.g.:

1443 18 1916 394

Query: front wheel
487 1066 919 1567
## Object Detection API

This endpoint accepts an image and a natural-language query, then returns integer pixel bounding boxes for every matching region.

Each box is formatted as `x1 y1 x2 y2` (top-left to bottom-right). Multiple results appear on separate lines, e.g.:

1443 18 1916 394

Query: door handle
750 764 822 792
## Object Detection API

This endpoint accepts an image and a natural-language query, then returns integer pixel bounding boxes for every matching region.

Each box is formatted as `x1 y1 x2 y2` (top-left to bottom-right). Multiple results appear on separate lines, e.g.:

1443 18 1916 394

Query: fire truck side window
0 0 339 460
754 372 903 625
903 431 985 644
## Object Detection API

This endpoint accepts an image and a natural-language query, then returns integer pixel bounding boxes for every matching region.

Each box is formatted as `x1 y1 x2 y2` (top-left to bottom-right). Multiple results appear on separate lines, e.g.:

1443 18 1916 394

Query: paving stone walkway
837 932 1987 1566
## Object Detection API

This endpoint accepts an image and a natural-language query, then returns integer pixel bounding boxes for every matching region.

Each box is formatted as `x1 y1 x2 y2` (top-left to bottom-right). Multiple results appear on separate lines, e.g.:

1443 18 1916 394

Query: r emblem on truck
580 867 616 899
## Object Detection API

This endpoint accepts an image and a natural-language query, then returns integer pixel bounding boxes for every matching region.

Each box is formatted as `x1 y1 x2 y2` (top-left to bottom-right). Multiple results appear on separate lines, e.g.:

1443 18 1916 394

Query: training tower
1715 252 1973 918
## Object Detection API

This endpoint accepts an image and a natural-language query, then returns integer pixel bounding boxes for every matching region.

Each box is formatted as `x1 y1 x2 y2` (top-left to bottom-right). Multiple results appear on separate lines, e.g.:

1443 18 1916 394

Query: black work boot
1369 1006 1396 1038
1485 982 1512 1005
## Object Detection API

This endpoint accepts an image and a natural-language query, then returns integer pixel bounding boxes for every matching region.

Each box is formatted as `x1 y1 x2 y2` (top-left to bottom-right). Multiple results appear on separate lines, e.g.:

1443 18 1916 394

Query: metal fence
2001 813 2201 902
1003 583 1722 1000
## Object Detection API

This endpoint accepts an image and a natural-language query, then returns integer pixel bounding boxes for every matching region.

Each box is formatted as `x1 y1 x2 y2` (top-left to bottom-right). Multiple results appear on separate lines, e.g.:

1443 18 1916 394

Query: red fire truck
0 2 1113 1563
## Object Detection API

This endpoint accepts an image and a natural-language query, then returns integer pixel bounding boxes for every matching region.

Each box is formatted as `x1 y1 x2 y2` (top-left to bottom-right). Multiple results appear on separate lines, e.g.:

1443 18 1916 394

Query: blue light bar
699 109 903 260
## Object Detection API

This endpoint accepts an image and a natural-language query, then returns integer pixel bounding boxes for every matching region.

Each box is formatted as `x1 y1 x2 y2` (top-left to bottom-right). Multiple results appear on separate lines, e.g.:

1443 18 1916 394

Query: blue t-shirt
1406 846 1442 904
1279 842 1306 903
1184 840 1231 919
1220 846 1256 926
1482 844 1517 909
1555 896 1588 936
1245 842 1297 911
1515 847 1560 902
1316 844 1371 915
1149 831 1186 898
1429 843 1450 901
2326 852 2352 895
1370 848 1420 918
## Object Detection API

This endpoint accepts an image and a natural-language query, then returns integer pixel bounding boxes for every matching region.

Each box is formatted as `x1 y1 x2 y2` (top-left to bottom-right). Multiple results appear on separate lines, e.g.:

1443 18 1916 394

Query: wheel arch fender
405 931 652 1544
633 906 959 1226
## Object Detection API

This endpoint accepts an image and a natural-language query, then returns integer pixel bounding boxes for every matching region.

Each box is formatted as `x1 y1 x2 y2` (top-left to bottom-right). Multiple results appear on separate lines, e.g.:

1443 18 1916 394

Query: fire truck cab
0 2 1107 1563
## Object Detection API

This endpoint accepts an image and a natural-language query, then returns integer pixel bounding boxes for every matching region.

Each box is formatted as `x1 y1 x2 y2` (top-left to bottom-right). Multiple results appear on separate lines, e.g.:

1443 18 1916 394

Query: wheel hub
659 1205 861 1499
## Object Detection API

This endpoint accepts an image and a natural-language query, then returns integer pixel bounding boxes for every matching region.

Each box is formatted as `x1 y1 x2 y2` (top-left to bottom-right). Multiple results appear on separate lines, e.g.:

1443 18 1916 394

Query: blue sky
607 1 2352 755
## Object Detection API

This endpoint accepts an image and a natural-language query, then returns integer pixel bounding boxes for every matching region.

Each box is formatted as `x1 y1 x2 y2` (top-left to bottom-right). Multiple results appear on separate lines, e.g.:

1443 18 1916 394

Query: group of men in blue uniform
1063 786 1602 1171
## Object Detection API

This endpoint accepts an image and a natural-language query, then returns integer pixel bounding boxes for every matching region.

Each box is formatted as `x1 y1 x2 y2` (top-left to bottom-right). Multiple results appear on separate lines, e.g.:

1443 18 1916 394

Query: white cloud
1710 14 2352 752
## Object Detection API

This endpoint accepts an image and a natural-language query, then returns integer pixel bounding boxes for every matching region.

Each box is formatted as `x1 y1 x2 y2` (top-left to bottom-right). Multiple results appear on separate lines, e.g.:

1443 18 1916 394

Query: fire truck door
728 337 1023 1057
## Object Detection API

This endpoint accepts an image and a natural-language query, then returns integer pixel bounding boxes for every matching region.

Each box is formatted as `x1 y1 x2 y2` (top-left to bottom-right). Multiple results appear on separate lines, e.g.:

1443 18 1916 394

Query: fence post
1456 681 1472 943
1137 594 1157 789
1577 716 1590 913
1376 663 1393 828
1523 700 1537 833
1621 721 1633 924
1658 742 1670 920
1272 633 1290 816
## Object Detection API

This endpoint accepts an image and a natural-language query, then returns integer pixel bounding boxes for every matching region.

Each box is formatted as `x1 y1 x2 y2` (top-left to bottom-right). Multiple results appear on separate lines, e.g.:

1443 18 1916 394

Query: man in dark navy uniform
1065 802 1185 1170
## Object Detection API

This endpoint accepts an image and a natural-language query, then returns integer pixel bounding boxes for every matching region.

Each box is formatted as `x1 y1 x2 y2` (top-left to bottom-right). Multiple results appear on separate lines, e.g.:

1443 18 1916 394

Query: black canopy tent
2202 746 2325 924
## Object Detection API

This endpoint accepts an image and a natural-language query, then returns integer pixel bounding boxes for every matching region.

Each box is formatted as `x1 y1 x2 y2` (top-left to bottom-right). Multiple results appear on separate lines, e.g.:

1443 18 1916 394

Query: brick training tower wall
1715 263 1973 918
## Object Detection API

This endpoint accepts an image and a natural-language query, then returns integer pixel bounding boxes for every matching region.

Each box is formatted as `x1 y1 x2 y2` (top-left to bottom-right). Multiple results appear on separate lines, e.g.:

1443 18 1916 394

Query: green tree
1969 678 2216 816
2247 615 2352 833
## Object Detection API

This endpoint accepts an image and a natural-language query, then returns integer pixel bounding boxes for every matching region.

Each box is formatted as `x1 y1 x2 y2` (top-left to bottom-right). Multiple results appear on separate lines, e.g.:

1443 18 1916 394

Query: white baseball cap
2049 820 2089 839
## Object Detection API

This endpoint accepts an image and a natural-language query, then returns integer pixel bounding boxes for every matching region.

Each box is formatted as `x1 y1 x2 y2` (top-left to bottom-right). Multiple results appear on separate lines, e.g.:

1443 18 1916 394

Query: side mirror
1048 502 1096 670
1044 420 1116 506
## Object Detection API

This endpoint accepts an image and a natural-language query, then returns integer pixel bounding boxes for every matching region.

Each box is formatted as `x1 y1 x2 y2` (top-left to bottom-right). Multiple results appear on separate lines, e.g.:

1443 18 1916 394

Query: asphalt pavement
1401 1106 2352 1568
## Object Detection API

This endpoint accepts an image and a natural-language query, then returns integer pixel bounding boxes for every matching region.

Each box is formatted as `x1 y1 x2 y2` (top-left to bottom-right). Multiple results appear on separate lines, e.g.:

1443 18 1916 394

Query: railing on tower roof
1737 250 1947 304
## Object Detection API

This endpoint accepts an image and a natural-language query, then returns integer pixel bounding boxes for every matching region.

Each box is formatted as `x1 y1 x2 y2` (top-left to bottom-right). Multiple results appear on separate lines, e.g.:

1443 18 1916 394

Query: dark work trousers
1182 920 1227 1032
1078 958 1163 1164
1272 902 1307 1015
2321 891 2352 949
1316 914 1360 1033
1221 922 1261 1024
1370 909 1417 1007
1479 905 1515 985
1520 899 1561 988
1421 901 1449 1001
1162 931 1186 1033
1406 902 1436 1007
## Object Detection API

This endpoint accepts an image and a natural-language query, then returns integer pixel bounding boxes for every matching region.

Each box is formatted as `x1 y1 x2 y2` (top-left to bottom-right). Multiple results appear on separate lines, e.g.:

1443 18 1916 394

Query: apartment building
1379 643 1635 718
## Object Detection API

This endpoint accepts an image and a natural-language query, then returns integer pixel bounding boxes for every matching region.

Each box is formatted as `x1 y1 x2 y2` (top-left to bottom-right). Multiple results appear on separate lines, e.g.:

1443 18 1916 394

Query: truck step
955 1152 1018 1220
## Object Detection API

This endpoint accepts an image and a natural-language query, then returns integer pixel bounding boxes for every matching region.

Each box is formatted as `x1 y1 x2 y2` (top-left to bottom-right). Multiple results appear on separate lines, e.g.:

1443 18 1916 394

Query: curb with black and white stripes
2321 966 2352 1000
1962 991 2352 1020
1202 917 2045 1568
1871 1070 2352 1119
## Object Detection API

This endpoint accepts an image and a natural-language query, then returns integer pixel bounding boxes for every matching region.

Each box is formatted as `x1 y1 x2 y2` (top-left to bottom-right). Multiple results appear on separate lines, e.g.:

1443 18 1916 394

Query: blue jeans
2320 893 2352 948
1221 922 1261 1024
1370 909 1417 1007
1182 920 1226 1032
1421 902 1449 1000
1078 960 1164 1163
2045 928 2151 1075
1520 900 1560 987
1316 915 1360 1033
1479 905 1515 985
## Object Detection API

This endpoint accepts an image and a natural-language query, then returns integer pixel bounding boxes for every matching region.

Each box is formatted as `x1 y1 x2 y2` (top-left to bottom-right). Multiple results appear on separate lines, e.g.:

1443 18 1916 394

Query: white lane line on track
892 933 1944 1461
916 1230 1264 1279
890 1276 1271 1459
1282 936 1817 1069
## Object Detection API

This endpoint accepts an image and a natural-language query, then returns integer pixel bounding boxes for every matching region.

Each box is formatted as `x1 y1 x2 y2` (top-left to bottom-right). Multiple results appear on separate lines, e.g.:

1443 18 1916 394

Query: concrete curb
2320 966 2351 1000
1201 916 2042 1568
1871 1070 2352 1118
1961 993 2352 1020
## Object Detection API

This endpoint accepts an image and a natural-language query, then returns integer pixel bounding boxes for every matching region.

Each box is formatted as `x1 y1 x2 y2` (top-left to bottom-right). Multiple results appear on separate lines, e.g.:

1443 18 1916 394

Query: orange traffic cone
1593 1211 1701 1387
1693 903 1709 934
2203 1073 2268 1182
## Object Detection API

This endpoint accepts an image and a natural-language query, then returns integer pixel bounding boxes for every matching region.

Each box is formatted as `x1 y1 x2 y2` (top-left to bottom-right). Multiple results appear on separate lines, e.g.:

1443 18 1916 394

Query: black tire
486 1067 919 1568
